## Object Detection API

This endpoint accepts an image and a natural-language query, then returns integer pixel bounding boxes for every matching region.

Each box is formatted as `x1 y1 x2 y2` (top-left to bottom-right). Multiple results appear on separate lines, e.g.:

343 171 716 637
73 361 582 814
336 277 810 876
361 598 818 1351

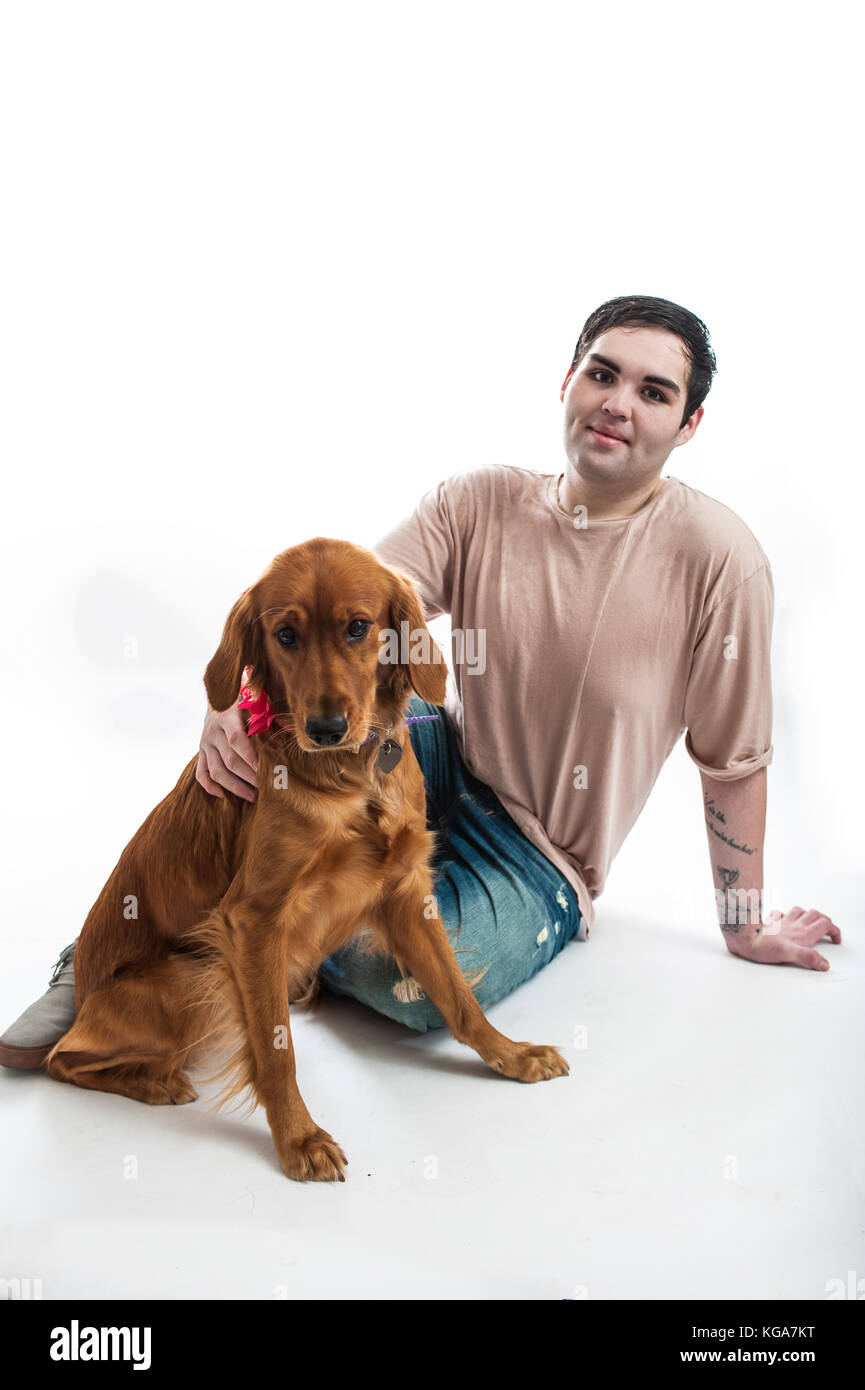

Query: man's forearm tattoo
704 795 757 855
715 865 762 932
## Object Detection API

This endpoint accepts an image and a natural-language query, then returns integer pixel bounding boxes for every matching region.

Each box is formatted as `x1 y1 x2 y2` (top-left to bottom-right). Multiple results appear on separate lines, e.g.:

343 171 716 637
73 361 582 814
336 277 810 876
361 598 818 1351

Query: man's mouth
588 426 628 445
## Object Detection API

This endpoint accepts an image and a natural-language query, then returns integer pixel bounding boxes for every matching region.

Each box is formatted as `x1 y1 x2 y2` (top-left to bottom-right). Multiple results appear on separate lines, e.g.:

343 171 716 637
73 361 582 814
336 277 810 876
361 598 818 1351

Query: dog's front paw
489 1042 570 1083
275 1126 349 1182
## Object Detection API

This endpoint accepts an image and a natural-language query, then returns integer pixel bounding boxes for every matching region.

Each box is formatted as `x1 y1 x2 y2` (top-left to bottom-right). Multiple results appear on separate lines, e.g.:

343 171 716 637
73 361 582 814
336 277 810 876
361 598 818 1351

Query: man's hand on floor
723 905 841 970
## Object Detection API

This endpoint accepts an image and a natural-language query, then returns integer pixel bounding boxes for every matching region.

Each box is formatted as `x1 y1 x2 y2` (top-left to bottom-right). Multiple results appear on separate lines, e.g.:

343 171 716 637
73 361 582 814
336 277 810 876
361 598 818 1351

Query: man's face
561 324 703 486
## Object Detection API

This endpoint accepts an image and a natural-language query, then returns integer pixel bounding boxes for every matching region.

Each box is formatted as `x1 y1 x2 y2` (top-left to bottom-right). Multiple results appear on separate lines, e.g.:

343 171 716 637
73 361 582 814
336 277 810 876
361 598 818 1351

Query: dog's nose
305 714 349 747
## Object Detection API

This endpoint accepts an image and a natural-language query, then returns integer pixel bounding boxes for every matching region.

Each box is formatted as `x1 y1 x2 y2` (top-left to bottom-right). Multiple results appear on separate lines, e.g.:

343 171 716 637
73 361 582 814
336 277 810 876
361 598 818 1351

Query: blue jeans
317 697 582 1031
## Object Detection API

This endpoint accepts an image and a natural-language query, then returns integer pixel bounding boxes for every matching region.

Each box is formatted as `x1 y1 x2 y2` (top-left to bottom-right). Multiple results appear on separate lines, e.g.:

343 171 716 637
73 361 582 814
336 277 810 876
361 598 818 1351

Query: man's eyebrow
587 352 682 397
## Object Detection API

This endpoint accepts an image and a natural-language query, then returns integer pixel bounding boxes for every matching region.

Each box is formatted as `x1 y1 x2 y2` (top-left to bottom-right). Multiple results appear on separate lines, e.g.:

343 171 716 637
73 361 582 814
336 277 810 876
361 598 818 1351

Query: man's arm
699 766 840 969
702 766 765 934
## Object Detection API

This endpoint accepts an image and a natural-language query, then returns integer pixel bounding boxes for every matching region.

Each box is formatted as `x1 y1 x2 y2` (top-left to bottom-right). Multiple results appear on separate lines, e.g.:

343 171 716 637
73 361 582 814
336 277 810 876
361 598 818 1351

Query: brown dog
45 538 568 1180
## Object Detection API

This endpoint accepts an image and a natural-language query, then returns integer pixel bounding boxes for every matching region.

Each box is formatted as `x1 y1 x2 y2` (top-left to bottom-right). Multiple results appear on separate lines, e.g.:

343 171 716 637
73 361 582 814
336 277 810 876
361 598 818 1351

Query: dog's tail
180 910 325 1118
180 913 258 1119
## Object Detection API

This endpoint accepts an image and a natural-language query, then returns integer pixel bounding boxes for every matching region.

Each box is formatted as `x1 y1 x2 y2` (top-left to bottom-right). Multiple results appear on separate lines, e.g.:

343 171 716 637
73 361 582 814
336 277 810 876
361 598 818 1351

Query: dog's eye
276 626 297 648
346 619 370 642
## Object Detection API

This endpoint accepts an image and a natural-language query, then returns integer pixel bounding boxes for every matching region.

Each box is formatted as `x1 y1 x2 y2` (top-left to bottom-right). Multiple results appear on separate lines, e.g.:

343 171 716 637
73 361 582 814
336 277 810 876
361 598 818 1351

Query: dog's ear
381 567 448 706
203 585 265 712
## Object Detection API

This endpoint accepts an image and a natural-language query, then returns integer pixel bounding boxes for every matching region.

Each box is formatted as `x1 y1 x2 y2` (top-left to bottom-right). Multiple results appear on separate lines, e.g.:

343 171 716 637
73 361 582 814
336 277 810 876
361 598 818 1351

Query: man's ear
203 586 265 712
674 403 704 447
381 567 448 706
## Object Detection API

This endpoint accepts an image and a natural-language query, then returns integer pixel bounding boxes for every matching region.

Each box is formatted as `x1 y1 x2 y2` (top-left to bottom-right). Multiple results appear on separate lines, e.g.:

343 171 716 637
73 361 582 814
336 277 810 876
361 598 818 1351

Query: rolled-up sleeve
683 563 774 780
372 480 457 621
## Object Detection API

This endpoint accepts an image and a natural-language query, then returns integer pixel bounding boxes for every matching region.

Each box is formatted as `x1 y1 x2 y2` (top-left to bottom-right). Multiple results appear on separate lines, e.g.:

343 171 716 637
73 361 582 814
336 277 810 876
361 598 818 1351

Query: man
0 294 839 1066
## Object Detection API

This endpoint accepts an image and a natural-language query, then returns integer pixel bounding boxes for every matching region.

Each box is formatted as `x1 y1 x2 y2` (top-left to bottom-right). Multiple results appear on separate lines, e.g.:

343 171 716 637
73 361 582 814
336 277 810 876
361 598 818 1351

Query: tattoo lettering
704 818 757 855
704 795 756 855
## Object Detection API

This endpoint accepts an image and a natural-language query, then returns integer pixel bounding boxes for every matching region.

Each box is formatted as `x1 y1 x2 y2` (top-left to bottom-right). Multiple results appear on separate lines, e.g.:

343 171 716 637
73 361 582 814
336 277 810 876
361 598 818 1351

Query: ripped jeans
316 697 582 1032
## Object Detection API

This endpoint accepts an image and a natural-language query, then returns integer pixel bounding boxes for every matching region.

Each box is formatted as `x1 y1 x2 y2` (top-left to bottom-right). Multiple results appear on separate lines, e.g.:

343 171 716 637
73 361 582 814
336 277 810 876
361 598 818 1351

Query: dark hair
569 294 717 428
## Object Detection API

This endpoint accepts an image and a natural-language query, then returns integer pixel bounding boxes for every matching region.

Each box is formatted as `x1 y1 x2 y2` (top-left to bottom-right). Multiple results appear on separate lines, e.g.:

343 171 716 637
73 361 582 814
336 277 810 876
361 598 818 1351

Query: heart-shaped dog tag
375 739 403 773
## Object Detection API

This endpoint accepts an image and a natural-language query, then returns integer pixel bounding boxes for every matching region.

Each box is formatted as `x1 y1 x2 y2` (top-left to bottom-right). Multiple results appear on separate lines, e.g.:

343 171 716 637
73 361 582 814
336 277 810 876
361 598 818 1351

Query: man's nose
305 713 349 746
603 388 631 416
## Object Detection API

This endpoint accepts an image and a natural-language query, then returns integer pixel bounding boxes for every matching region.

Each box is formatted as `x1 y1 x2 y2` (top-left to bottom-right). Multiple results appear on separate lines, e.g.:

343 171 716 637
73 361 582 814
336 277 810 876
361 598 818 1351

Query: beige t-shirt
373 467 774 937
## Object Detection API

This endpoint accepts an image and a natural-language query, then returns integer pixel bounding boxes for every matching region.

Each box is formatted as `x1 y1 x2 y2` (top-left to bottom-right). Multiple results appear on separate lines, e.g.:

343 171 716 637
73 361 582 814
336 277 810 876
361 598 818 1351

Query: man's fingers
206 751 258 801
226 725 259 775
195 751 226 800
805 914 841 945
215 736 258 784
798 909 841 943
778 906 842 947
196 705 259 803
213 714 259 779
790 944 830 972
208 724 258 800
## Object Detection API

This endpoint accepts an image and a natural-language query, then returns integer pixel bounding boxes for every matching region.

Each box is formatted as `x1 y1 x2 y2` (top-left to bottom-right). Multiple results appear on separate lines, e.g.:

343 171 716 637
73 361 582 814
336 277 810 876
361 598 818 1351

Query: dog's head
203 538 447 752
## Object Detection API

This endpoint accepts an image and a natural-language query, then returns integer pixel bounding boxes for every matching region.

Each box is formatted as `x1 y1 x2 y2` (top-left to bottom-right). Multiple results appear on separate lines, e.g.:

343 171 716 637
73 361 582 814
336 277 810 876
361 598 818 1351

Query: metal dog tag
375 738 403 773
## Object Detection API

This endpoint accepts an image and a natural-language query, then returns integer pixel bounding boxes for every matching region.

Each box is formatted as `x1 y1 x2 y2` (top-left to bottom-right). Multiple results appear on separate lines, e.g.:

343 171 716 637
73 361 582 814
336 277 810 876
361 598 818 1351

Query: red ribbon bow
237 665 284 735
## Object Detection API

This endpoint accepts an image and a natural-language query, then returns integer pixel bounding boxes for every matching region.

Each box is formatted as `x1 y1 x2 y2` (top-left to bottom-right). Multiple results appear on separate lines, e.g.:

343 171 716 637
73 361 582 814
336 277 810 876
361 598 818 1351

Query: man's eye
346 619 370 641
590 368 665 402
276 626 296 647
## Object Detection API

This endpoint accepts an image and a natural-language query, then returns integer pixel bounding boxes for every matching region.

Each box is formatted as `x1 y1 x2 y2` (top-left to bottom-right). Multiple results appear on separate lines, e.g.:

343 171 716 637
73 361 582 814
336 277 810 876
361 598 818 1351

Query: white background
0 1 862 1301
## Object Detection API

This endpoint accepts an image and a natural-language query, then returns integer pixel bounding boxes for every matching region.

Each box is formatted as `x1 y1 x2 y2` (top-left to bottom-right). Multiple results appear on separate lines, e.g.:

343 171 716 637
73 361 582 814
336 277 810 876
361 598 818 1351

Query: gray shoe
0 940 79 1071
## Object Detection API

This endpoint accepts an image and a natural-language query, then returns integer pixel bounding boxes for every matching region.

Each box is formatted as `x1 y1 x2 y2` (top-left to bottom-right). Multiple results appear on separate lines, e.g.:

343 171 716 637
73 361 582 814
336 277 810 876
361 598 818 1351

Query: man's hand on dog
196 705 259 803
